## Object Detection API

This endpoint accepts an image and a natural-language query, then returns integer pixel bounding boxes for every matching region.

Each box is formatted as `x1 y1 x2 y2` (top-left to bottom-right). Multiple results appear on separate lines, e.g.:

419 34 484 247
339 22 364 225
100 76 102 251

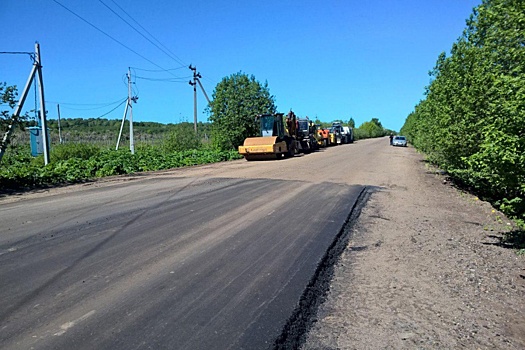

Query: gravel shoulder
303 141 525 349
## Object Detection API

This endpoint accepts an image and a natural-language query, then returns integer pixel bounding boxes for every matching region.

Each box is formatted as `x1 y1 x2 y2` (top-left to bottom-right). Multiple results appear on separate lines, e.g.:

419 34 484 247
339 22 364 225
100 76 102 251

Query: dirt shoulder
303 144 525 349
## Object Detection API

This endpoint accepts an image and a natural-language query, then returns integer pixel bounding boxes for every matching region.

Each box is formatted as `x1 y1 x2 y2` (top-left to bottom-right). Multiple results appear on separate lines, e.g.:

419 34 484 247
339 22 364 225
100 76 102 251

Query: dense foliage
1 83 28 153
163 122 202 152
52 118 211 145
354 118 389 139
401 0 525 226
8 118 212 147
0 145 241 191
1 115 236 191
208 72 276 151
1 83 19 129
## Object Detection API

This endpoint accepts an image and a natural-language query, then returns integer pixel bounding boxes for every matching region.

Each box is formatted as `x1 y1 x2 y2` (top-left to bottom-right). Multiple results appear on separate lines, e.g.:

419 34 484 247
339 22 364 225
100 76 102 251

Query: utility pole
57 104 63 144
35 43 50 165
128 67 135 154
116 68 138 154
0 42 49 165
189 65 198 133
188 65 211 134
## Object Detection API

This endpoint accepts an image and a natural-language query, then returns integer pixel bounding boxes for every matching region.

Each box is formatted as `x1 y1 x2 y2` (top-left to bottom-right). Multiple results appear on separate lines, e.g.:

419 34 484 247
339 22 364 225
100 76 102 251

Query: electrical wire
131 71 140 97
98 0 187 72
45 98 126 110
52 0 174 74
130 66 187 72
109 0 188 67
95 97 128 118
134 75 192 82
0 51 36 62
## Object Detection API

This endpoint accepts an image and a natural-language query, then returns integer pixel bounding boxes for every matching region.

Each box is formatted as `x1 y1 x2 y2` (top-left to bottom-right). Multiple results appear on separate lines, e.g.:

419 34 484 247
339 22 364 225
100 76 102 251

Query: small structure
28 126 50 157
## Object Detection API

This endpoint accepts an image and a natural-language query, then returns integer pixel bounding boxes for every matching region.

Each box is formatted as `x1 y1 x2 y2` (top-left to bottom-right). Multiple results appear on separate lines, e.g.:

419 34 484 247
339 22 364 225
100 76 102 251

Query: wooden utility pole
57 104 63 144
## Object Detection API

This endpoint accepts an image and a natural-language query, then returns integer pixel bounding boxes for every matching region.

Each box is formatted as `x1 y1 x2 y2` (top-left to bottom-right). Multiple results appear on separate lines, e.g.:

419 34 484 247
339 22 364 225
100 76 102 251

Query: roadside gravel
303 140 525 349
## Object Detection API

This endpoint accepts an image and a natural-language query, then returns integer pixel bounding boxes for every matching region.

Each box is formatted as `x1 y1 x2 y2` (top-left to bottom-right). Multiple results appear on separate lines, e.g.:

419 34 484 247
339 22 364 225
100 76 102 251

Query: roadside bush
0 146 243 191
400 0 525 226
51 143 102 162
163 123 202 152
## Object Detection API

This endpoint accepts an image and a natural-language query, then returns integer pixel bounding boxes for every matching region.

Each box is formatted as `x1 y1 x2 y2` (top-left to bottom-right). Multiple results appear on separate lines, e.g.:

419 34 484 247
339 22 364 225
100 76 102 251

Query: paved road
0 165 364 349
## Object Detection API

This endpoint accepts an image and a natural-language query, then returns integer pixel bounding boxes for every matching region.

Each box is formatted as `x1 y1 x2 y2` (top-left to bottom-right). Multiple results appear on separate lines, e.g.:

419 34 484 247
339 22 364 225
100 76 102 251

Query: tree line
207 72 391 151
400 0 524 226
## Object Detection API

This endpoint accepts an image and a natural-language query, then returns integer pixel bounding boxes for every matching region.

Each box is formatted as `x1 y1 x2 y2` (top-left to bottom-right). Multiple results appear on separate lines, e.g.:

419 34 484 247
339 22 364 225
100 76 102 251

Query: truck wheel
286 144 296 158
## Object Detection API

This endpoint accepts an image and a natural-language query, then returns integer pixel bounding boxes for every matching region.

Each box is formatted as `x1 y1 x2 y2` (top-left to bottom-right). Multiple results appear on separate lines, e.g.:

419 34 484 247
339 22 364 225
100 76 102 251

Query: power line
130 66 187 72
45 98 126 110
0 51 36 62
96 97 128 118
46 98 125 106
109 0 188 67
55 98 127 118
52 0 173 73
135 75 192 82
98 0 187 70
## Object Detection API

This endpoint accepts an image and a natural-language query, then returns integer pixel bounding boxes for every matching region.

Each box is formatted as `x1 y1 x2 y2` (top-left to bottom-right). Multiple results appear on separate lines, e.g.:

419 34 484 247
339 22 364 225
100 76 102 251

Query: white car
392 136 407 147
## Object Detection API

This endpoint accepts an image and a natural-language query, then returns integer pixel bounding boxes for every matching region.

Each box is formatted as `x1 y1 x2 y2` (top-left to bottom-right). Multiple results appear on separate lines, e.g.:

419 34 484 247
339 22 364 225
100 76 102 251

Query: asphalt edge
272 185 372 350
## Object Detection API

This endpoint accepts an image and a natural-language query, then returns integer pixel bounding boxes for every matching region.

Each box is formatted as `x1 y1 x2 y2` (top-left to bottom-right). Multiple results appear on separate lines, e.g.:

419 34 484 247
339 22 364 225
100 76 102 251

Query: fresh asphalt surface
0 175 363 349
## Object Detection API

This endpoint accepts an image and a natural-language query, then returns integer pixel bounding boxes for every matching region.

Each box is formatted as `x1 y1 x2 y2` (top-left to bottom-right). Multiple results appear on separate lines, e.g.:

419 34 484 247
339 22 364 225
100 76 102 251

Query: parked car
392 135 407 147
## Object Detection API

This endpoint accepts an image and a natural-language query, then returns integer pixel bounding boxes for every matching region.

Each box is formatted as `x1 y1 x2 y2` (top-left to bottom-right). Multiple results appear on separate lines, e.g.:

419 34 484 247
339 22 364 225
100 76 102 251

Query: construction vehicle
238 112 297 160
343 126 354 143
331 122 345 144
296 117 319 153
317 126 332 147
310 121 323 148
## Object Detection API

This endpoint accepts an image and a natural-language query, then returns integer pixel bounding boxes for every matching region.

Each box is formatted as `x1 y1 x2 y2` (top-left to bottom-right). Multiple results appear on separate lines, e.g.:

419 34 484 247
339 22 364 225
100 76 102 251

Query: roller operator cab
238 114 296 161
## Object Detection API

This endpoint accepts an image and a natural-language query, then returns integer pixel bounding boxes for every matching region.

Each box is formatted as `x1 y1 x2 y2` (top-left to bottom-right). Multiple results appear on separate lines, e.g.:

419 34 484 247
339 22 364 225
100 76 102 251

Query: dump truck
238 113 297 160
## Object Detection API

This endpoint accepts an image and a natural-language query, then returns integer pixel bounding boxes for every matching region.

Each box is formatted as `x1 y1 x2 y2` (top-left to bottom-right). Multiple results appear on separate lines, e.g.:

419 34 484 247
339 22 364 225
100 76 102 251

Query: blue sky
1 0 481 131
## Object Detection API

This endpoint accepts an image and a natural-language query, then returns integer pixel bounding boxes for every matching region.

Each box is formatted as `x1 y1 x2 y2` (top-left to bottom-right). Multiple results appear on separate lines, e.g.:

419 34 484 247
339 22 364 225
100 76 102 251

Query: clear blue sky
1 0 481 132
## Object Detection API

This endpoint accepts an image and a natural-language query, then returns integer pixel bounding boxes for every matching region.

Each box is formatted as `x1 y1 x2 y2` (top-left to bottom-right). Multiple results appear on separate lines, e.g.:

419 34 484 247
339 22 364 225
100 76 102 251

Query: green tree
357 120 385 138
163 122 202 152
347 118 355 128
1 83 28 162
314 118 325 127
1 83 19 131
208 72 276 150
401 0 525 223
370 118 383 129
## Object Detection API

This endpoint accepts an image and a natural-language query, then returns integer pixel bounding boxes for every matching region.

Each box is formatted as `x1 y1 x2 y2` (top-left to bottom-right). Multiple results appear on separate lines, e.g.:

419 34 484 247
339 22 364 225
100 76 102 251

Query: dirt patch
303 146 525 349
